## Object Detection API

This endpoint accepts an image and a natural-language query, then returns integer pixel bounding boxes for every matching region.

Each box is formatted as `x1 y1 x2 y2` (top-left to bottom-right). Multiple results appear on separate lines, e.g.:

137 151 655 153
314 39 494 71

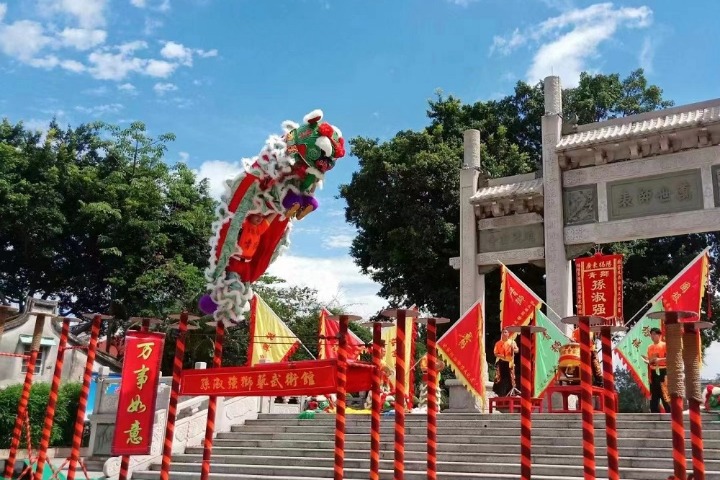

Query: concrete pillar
541 76 573 333
460 129 489 393
460 129 485 320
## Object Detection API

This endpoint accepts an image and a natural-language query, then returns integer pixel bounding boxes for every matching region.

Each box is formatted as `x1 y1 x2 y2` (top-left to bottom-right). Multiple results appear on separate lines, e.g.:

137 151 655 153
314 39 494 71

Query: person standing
648 327 671 413
493 328 519 397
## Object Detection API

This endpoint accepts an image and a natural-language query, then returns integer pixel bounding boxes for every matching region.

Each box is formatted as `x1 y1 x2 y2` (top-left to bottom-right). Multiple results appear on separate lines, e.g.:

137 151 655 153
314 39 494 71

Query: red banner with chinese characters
180 359 373 397
111 331 165 456
575 253 623 320
437 301 485 403
652 249 709 318
500 265 542 330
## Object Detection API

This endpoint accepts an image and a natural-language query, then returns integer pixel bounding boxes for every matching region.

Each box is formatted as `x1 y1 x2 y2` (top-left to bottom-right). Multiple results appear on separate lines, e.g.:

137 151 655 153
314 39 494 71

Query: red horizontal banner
180 359 372 397
111 331 165 456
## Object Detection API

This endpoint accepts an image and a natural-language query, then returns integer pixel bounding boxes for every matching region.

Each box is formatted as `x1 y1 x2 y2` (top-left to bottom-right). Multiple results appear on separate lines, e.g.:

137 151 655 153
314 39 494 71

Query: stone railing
88 367 306 479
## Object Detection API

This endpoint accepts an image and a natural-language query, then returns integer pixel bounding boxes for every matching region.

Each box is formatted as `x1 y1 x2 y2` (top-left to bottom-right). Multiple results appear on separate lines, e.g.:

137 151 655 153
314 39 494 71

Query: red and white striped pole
200 320 226 480
562 315 602 480
507 324 546 480
328 314 360 480
34 318 71 480
416 317 450 480
67 313 107 480
591 321 626 480
683 320 711 480
360 319 392 480
382 308 419 480
3 313 46 479
160 312 199 480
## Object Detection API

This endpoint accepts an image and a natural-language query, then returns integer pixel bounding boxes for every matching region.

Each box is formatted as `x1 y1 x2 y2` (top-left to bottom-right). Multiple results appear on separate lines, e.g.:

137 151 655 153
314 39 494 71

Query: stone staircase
132 412 720 479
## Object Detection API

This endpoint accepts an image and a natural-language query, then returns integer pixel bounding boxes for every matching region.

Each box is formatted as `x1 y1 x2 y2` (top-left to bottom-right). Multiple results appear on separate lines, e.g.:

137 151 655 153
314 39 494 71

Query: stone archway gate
452 75 720 331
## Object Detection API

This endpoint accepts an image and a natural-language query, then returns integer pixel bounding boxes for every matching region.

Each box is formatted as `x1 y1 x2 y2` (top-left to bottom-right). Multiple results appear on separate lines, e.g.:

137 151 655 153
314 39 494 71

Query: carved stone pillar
460 129 485 320
541 76 573 333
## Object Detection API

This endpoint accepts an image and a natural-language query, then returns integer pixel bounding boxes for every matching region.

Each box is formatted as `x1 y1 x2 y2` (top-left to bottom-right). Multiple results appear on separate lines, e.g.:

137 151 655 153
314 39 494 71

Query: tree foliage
0 119 215 323
340 68 720 359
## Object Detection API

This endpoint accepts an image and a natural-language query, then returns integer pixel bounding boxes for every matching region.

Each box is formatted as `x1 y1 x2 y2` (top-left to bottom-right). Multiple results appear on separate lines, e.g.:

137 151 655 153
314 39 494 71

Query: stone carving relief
478 223 544 253
713 165 720 207
563 185 598 226
607 169 704 221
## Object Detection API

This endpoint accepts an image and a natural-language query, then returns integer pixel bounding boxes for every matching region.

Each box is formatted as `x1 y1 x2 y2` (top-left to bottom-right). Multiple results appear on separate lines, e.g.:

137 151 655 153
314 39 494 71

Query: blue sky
1 0 719 377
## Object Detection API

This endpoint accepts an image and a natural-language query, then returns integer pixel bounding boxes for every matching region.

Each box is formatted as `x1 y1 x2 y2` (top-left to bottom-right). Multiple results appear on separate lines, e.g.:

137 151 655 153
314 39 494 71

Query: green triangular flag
534 309 571 397
614 300 663 398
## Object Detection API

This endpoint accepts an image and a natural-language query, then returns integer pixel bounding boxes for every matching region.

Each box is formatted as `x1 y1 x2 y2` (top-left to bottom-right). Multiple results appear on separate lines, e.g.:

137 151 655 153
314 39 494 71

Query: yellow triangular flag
247 294 300 366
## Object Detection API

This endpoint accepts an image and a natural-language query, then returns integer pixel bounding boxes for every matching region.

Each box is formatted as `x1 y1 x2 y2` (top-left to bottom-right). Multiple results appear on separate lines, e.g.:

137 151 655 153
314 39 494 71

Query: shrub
0 382 83 449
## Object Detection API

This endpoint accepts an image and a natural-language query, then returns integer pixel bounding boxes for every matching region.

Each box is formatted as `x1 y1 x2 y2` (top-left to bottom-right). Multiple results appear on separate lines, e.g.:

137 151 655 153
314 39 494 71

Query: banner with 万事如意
111 331 166 456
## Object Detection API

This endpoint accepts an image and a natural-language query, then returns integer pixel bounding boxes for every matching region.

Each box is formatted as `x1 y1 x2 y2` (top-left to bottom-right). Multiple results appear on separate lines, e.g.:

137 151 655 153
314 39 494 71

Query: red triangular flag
500 264 542 331
651 249 710 319
318 308 365 360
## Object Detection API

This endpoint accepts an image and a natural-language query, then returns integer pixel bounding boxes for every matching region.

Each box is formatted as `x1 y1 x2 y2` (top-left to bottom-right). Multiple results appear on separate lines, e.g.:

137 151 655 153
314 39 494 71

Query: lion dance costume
198 110 345 322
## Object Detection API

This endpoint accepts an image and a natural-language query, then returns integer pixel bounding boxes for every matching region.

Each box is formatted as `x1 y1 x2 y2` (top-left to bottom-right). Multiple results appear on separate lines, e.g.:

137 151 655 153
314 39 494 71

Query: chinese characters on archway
111 331 165 456
575 254 623 320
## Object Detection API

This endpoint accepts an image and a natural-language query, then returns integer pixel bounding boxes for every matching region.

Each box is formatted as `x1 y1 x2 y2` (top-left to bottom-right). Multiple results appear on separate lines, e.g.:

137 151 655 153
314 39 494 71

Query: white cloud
143 17 163 35
60 59 86 72
75 103 124 116
59 27 107 50
178 151 189 163
0 4 6 22
638 36 654 74
130 0 146 6
0 20 51 61
160 40 193 65
117 82 136 93
446 0 478 6
490 2 653 87
153 81 177 95
40 0 108 29
196 48 218 58
193 160 244 199
87 49 145 80
266 254 386 319
145 59 176 77
323 234 355 250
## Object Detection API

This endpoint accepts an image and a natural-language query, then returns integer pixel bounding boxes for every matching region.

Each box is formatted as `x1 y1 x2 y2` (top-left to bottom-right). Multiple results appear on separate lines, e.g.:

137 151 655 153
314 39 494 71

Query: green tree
0 119 215 325
340 68 720 361
615 368 648 413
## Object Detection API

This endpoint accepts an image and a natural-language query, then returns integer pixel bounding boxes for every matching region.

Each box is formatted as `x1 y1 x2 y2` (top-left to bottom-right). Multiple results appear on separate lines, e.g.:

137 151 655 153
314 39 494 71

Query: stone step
132 469 584 480
256 412 718 422
214 432 720 448
229 425 720 438
242 418 720 430
139 459 717 480
207 438 720 458
170 451 720 470
185 444 720 460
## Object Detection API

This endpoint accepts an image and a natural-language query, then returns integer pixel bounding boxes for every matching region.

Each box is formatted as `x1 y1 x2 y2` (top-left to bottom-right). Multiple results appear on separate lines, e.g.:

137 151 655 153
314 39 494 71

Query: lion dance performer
198 110 345 321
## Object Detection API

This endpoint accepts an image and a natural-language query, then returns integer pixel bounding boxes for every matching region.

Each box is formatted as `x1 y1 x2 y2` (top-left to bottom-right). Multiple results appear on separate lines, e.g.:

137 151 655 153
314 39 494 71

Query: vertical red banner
112 331 166 456
575 254 623 320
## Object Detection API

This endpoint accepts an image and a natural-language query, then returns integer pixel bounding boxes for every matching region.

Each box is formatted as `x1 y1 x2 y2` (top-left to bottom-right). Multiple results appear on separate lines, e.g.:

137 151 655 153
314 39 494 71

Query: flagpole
650 247 711 303
497 261 564 322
